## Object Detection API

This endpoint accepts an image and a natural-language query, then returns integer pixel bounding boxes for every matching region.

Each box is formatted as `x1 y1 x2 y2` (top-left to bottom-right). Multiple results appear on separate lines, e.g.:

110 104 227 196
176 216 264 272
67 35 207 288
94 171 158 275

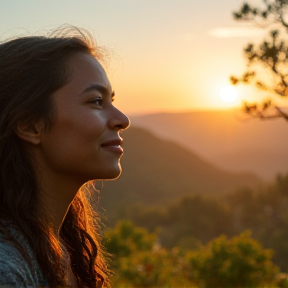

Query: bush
103 220 157 258
187 231 279 288
103 220 193 287
112 247 192 288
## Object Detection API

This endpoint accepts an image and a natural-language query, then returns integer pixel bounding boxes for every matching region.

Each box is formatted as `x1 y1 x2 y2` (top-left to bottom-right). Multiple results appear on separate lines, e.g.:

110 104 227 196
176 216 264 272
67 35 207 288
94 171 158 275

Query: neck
37 171 83 233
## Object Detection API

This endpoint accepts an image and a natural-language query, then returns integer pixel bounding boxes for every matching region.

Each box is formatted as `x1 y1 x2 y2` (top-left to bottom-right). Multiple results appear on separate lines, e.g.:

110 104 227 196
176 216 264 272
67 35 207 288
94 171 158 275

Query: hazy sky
0 0 272 115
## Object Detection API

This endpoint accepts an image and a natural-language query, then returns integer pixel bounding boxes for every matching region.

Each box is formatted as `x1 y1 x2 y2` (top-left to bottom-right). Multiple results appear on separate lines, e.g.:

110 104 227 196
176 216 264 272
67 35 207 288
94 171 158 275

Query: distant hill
130 110 288 180
100 127 261 212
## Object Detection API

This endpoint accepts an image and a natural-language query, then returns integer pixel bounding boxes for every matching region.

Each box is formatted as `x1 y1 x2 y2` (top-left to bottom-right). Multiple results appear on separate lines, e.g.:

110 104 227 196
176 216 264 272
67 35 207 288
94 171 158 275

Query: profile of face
36 53 130 185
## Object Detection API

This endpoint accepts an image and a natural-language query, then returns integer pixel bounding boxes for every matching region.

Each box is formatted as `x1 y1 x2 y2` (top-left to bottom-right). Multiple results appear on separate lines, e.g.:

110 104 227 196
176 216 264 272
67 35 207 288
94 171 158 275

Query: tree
187 231 279 288
232 0 288 120
103 220 156 259
111 247 191 288
103 220 192 287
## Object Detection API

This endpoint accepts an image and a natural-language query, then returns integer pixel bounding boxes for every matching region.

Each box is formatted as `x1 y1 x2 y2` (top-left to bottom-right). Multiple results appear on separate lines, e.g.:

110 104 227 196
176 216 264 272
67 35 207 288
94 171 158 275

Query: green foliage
112 195 233 250
103 220 156 258
104 173 288 273
103 221 194 287
275 273 288 288
187 232 279 288
227 175 288 271
103 221 281 288
112 247 191 288
162 196 232 246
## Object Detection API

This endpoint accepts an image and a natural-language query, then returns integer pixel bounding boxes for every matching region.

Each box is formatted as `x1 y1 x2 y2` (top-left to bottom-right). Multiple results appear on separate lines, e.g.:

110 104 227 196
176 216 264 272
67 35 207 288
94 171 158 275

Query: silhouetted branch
234 1 288 28
241 101 288 121
231 0 288 121
275 106 288 120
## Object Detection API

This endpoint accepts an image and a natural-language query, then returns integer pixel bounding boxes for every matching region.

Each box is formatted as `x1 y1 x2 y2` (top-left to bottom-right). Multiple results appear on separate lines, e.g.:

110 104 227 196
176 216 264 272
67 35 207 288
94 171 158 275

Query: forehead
66 52 111 93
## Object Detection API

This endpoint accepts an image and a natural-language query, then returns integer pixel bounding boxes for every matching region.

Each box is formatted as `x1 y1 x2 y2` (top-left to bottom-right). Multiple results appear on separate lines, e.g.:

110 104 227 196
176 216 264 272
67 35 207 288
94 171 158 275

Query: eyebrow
81 84 115 97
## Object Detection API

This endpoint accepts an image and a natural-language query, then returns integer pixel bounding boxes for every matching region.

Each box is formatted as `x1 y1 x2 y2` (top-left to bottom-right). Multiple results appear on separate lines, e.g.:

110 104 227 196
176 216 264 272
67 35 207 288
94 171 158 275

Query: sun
219 85 238 103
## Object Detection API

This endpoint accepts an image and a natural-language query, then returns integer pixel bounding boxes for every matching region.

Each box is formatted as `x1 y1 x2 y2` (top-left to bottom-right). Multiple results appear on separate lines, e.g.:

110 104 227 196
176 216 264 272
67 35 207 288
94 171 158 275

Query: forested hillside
102 173 288 272
101 126 261 212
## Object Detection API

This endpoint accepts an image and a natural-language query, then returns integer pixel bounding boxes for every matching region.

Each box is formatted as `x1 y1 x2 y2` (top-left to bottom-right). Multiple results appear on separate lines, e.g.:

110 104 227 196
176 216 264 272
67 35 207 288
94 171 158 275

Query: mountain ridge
100 126 261 212
130 110 288 180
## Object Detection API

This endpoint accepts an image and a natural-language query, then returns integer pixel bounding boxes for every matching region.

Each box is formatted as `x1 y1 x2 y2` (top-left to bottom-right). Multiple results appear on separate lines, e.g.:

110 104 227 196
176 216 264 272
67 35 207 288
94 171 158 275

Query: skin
18 52 130 231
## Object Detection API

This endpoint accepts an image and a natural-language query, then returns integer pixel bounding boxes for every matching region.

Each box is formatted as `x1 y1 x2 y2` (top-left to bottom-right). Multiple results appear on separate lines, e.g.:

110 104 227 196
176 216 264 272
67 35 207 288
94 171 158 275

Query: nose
109 106 130 131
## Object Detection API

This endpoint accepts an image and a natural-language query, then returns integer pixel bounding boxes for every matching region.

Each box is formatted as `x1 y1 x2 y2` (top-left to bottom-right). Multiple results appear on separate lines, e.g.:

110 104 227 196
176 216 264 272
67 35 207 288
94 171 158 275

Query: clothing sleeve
0 241 38 287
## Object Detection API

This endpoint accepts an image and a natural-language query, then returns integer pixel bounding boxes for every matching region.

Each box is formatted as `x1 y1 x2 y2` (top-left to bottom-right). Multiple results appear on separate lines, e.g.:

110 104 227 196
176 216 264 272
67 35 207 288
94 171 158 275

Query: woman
0 26 130 287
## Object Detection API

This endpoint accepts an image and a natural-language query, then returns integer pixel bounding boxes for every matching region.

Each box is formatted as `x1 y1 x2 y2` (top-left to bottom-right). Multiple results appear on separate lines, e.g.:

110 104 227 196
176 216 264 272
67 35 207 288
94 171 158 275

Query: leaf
230 76 239 85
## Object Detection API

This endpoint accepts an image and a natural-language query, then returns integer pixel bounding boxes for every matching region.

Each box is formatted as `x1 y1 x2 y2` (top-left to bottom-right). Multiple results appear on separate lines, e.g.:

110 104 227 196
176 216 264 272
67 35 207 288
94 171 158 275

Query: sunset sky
0 0 280 115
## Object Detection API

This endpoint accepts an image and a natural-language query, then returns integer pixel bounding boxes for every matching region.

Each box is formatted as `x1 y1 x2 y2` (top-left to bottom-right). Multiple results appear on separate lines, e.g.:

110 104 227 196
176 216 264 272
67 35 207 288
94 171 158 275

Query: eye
89 96 103 108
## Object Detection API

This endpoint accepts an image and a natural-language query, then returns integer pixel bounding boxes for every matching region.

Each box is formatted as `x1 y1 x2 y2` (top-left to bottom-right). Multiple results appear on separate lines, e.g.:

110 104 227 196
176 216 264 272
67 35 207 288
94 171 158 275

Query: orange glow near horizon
111 62 250 115
1 0 281 116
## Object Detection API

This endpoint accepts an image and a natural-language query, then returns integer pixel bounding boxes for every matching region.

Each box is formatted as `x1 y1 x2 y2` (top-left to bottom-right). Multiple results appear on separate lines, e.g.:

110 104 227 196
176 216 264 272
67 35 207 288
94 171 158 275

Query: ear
15 120 45 145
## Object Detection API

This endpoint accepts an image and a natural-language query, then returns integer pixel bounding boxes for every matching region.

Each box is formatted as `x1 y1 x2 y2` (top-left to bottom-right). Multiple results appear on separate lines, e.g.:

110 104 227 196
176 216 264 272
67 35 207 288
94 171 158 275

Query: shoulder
0 238 34 286
0 222 47 287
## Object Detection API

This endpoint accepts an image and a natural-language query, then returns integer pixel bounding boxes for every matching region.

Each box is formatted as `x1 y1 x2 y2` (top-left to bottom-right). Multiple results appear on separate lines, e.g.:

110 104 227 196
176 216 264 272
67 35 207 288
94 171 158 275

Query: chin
95 164 123 180
106 168 122 180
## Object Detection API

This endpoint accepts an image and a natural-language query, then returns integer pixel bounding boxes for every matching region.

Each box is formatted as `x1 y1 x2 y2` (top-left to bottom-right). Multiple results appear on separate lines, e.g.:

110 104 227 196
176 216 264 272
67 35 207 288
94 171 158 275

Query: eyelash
90 97 103 107
89 95 115 107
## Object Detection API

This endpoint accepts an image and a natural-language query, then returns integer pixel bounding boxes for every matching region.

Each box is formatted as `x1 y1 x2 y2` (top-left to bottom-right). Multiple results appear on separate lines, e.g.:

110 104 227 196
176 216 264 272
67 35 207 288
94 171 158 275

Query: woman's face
38 52 130 184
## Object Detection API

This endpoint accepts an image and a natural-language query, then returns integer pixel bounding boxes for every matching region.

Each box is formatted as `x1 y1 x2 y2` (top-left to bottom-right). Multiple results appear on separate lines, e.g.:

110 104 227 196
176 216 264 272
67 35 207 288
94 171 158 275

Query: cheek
73 113 107 145
41 113 106 164
59 108 106 137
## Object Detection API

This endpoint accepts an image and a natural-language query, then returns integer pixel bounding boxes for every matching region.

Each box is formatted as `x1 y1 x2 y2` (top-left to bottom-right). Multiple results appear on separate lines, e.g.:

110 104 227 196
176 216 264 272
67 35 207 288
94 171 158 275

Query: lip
101 138 124 154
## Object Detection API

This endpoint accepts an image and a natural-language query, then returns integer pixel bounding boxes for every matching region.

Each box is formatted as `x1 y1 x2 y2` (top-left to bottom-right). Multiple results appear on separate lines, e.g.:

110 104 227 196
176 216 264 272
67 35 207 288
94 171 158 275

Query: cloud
209 27 266 38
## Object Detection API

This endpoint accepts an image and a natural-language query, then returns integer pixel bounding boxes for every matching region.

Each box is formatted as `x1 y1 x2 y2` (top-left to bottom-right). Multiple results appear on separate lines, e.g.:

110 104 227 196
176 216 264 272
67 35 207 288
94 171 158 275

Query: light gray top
0 222 47 287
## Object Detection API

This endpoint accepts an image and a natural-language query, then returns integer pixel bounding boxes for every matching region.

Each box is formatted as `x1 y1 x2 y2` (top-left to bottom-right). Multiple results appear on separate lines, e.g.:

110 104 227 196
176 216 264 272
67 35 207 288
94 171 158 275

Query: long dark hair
0 26 109 287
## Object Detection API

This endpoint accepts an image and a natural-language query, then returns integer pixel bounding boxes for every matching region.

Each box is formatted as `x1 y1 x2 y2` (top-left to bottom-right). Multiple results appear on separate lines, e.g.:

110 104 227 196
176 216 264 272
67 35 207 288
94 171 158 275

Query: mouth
101 139 124 154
